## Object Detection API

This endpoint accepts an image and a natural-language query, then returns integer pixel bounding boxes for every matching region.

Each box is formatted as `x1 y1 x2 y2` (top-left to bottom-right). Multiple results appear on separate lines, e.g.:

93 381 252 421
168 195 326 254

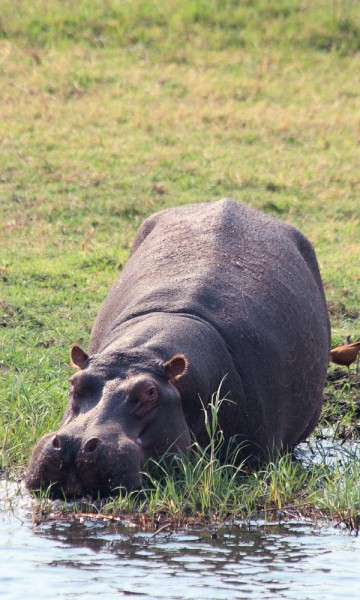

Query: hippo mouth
25 432 144 499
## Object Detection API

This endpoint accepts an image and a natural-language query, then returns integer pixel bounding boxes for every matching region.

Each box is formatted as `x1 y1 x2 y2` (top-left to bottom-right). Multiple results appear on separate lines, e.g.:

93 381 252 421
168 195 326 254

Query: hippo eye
142 385 159 404
131 383 159 417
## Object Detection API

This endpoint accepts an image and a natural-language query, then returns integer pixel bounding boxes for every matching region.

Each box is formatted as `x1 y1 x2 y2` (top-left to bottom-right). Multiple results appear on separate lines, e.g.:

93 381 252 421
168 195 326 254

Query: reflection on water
1 481 360 600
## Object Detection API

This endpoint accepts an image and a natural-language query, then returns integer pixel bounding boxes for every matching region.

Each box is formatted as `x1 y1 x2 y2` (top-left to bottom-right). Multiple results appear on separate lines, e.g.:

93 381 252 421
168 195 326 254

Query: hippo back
90 199 330 451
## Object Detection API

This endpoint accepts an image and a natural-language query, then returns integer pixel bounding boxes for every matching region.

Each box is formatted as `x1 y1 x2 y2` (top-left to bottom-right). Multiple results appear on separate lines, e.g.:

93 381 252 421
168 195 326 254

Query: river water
1 480 360 600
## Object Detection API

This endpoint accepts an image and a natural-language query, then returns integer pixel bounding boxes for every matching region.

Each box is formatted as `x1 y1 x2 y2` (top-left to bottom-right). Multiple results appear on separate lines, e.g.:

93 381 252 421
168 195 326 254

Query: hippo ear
164 354 189 381
70 345 89 370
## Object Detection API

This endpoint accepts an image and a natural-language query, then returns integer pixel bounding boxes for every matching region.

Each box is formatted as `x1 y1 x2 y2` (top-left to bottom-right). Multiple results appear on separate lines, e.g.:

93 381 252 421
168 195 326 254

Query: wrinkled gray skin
25 199 330 498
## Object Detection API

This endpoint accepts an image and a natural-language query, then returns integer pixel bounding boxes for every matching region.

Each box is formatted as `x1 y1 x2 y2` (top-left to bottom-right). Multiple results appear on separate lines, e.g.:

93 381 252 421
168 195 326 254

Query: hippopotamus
25 199 330 498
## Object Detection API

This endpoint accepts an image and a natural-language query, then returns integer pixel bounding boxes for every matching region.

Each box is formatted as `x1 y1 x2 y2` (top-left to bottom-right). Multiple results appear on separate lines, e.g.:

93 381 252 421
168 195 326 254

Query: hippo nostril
83 437 101 454
52 434 61 450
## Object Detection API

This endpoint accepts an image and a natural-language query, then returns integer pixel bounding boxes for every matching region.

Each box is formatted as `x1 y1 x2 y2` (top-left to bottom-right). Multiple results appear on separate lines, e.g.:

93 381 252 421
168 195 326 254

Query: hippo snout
25 430 143 499
50 433 102 457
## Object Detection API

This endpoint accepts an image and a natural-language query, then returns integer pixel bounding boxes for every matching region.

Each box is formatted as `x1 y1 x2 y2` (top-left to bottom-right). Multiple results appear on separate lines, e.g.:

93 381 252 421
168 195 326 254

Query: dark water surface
1 482 360 600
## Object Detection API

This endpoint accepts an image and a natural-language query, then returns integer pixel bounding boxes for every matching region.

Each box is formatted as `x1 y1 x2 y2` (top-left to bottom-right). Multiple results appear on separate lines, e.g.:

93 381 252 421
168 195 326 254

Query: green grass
1 0 360 526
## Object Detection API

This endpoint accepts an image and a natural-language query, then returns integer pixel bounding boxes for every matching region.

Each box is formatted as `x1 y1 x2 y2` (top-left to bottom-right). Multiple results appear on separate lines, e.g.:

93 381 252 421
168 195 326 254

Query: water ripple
1 482 360 600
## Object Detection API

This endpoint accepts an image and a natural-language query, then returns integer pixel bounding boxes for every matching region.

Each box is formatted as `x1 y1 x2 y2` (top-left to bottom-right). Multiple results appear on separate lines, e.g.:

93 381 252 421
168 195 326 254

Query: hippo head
25 346 191 499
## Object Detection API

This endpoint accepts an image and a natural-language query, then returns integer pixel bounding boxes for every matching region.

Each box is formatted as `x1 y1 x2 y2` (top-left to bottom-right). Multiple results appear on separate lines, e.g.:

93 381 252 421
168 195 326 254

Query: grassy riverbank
1 1 359 527
31 373 360 532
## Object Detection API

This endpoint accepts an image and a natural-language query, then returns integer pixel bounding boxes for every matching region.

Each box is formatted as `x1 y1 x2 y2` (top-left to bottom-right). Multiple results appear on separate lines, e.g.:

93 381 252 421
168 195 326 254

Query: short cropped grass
1 0 360 527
